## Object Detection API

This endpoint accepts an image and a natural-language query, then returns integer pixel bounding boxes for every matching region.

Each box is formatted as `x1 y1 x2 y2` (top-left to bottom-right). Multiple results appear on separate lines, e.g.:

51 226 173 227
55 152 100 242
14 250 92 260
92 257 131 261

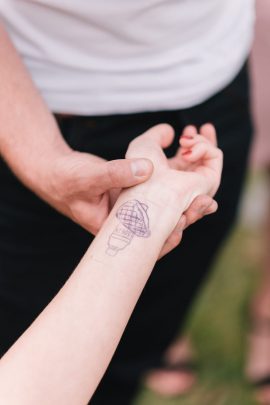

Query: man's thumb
99 158 153 191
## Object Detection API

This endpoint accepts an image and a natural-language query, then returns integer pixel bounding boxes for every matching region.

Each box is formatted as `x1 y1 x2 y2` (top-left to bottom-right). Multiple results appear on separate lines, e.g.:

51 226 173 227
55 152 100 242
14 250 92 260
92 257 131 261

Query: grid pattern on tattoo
122 208 144 236
117 201 149 237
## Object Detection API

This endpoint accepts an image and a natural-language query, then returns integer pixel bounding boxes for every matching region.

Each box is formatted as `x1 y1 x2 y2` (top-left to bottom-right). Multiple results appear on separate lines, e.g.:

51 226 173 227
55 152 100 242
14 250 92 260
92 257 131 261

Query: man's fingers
158 216 186 259
204 199 218 215
184 195 217 228
97 158 154 192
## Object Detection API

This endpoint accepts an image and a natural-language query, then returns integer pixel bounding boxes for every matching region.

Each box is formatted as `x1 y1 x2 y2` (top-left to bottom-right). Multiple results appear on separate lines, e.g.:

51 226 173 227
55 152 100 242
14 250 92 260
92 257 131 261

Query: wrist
88 193 175 267
19 137 73 202
121 175 202 218
118 186 182 240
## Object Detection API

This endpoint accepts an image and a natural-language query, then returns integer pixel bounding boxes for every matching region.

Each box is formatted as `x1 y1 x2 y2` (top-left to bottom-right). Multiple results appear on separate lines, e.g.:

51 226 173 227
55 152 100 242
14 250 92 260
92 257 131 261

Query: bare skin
0 124 222 405
0 22 216 255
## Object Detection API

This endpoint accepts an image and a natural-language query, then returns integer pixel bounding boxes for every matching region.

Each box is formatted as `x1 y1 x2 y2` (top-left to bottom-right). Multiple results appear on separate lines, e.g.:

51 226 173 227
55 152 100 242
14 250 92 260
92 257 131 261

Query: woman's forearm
0 186 184 405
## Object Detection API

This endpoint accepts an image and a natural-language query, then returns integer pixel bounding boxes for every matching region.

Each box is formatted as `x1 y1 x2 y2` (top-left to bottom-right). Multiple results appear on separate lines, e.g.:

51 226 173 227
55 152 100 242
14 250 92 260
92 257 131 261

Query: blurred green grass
135 173 265 405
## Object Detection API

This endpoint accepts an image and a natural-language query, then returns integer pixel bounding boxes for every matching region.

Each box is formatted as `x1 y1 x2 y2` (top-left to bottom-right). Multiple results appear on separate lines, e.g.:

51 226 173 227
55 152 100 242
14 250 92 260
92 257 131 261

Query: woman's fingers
182 142 223 193
200 123 217 146
181 140 220 162
179 129 223 196
180 123 217 146
180 133 219 159
182 125 197 138
180 133 222 167
180 131 212 147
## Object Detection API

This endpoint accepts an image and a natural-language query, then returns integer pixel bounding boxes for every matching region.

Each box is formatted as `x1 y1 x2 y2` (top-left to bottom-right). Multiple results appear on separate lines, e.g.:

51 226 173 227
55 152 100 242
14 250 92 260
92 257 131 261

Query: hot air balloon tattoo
106 200 151 256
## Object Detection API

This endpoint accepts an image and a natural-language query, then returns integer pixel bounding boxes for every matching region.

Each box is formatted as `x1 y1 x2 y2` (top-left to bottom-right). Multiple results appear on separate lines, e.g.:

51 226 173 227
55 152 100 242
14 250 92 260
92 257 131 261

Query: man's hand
0 22 219 251
39 124 217 238
41 151 153 235
0 24 155 236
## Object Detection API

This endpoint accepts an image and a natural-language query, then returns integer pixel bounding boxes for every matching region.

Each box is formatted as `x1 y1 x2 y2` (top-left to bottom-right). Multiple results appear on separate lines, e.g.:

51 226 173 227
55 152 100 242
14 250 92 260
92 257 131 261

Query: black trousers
0 64 252 404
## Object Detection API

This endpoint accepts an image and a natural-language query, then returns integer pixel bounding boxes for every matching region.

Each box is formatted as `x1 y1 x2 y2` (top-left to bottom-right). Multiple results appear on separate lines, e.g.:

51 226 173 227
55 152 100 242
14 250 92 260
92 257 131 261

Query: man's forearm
0 23 71 193
0 186 180 405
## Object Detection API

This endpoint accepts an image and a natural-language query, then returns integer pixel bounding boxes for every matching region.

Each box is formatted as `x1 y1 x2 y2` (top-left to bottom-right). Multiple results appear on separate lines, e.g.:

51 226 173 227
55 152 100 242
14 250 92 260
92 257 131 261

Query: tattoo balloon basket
106 200 151 256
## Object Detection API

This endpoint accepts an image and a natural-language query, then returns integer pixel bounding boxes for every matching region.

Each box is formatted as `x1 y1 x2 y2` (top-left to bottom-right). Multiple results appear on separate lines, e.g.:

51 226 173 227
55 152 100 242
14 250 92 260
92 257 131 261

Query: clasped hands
49 123 222 258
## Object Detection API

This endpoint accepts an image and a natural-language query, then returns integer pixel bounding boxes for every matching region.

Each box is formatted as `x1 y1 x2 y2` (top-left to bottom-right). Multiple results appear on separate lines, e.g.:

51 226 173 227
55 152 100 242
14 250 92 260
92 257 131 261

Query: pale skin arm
0 124 222 405
0 22 216 241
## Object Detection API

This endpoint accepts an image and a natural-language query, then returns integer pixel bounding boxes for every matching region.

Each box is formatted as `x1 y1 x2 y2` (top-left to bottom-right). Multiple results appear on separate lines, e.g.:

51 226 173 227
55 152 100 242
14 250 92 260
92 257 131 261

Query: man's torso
1 0 255 114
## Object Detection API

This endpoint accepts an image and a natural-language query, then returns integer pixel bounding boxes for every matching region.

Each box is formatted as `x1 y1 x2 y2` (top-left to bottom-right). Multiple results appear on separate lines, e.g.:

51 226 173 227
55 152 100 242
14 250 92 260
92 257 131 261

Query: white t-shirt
1 0 255 115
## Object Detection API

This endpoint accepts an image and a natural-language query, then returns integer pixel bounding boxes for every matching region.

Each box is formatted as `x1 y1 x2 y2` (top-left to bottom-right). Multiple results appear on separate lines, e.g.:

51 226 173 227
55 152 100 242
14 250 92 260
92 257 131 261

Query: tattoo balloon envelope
106 200 150 256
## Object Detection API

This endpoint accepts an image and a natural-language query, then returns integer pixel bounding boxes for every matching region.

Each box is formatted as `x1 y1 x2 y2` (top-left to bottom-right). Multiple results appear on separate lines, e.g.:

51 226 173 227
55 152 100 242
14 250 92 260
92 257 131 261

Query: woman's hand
125 123 223 258
176 124 223 196
126 123 222 197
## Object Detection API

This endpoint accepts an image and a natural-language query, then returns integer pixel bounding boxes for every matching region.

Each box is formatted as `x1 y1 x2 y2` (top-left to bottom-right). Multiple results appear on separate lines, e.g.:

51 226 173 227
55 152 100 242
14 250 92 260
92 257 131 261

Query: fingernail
181 135 194 139
131 159 152 177
181 150 192 156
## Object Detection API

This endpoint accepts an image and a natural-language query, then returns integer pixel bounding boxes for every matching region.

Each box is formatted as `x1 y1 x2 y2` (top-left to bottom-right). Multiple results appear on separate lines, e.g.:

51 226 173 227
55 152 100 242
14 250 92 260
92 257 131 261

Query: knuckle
107 160 134 187
106 161 121 185
51 155 86 200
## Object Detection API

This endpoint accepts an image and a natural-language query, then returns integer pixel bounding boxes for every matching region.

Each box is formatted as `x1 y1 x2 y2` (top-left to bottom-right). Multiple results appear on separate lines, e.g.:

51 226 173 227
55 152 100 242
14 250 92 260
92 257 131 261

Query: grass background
134 172 267 405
